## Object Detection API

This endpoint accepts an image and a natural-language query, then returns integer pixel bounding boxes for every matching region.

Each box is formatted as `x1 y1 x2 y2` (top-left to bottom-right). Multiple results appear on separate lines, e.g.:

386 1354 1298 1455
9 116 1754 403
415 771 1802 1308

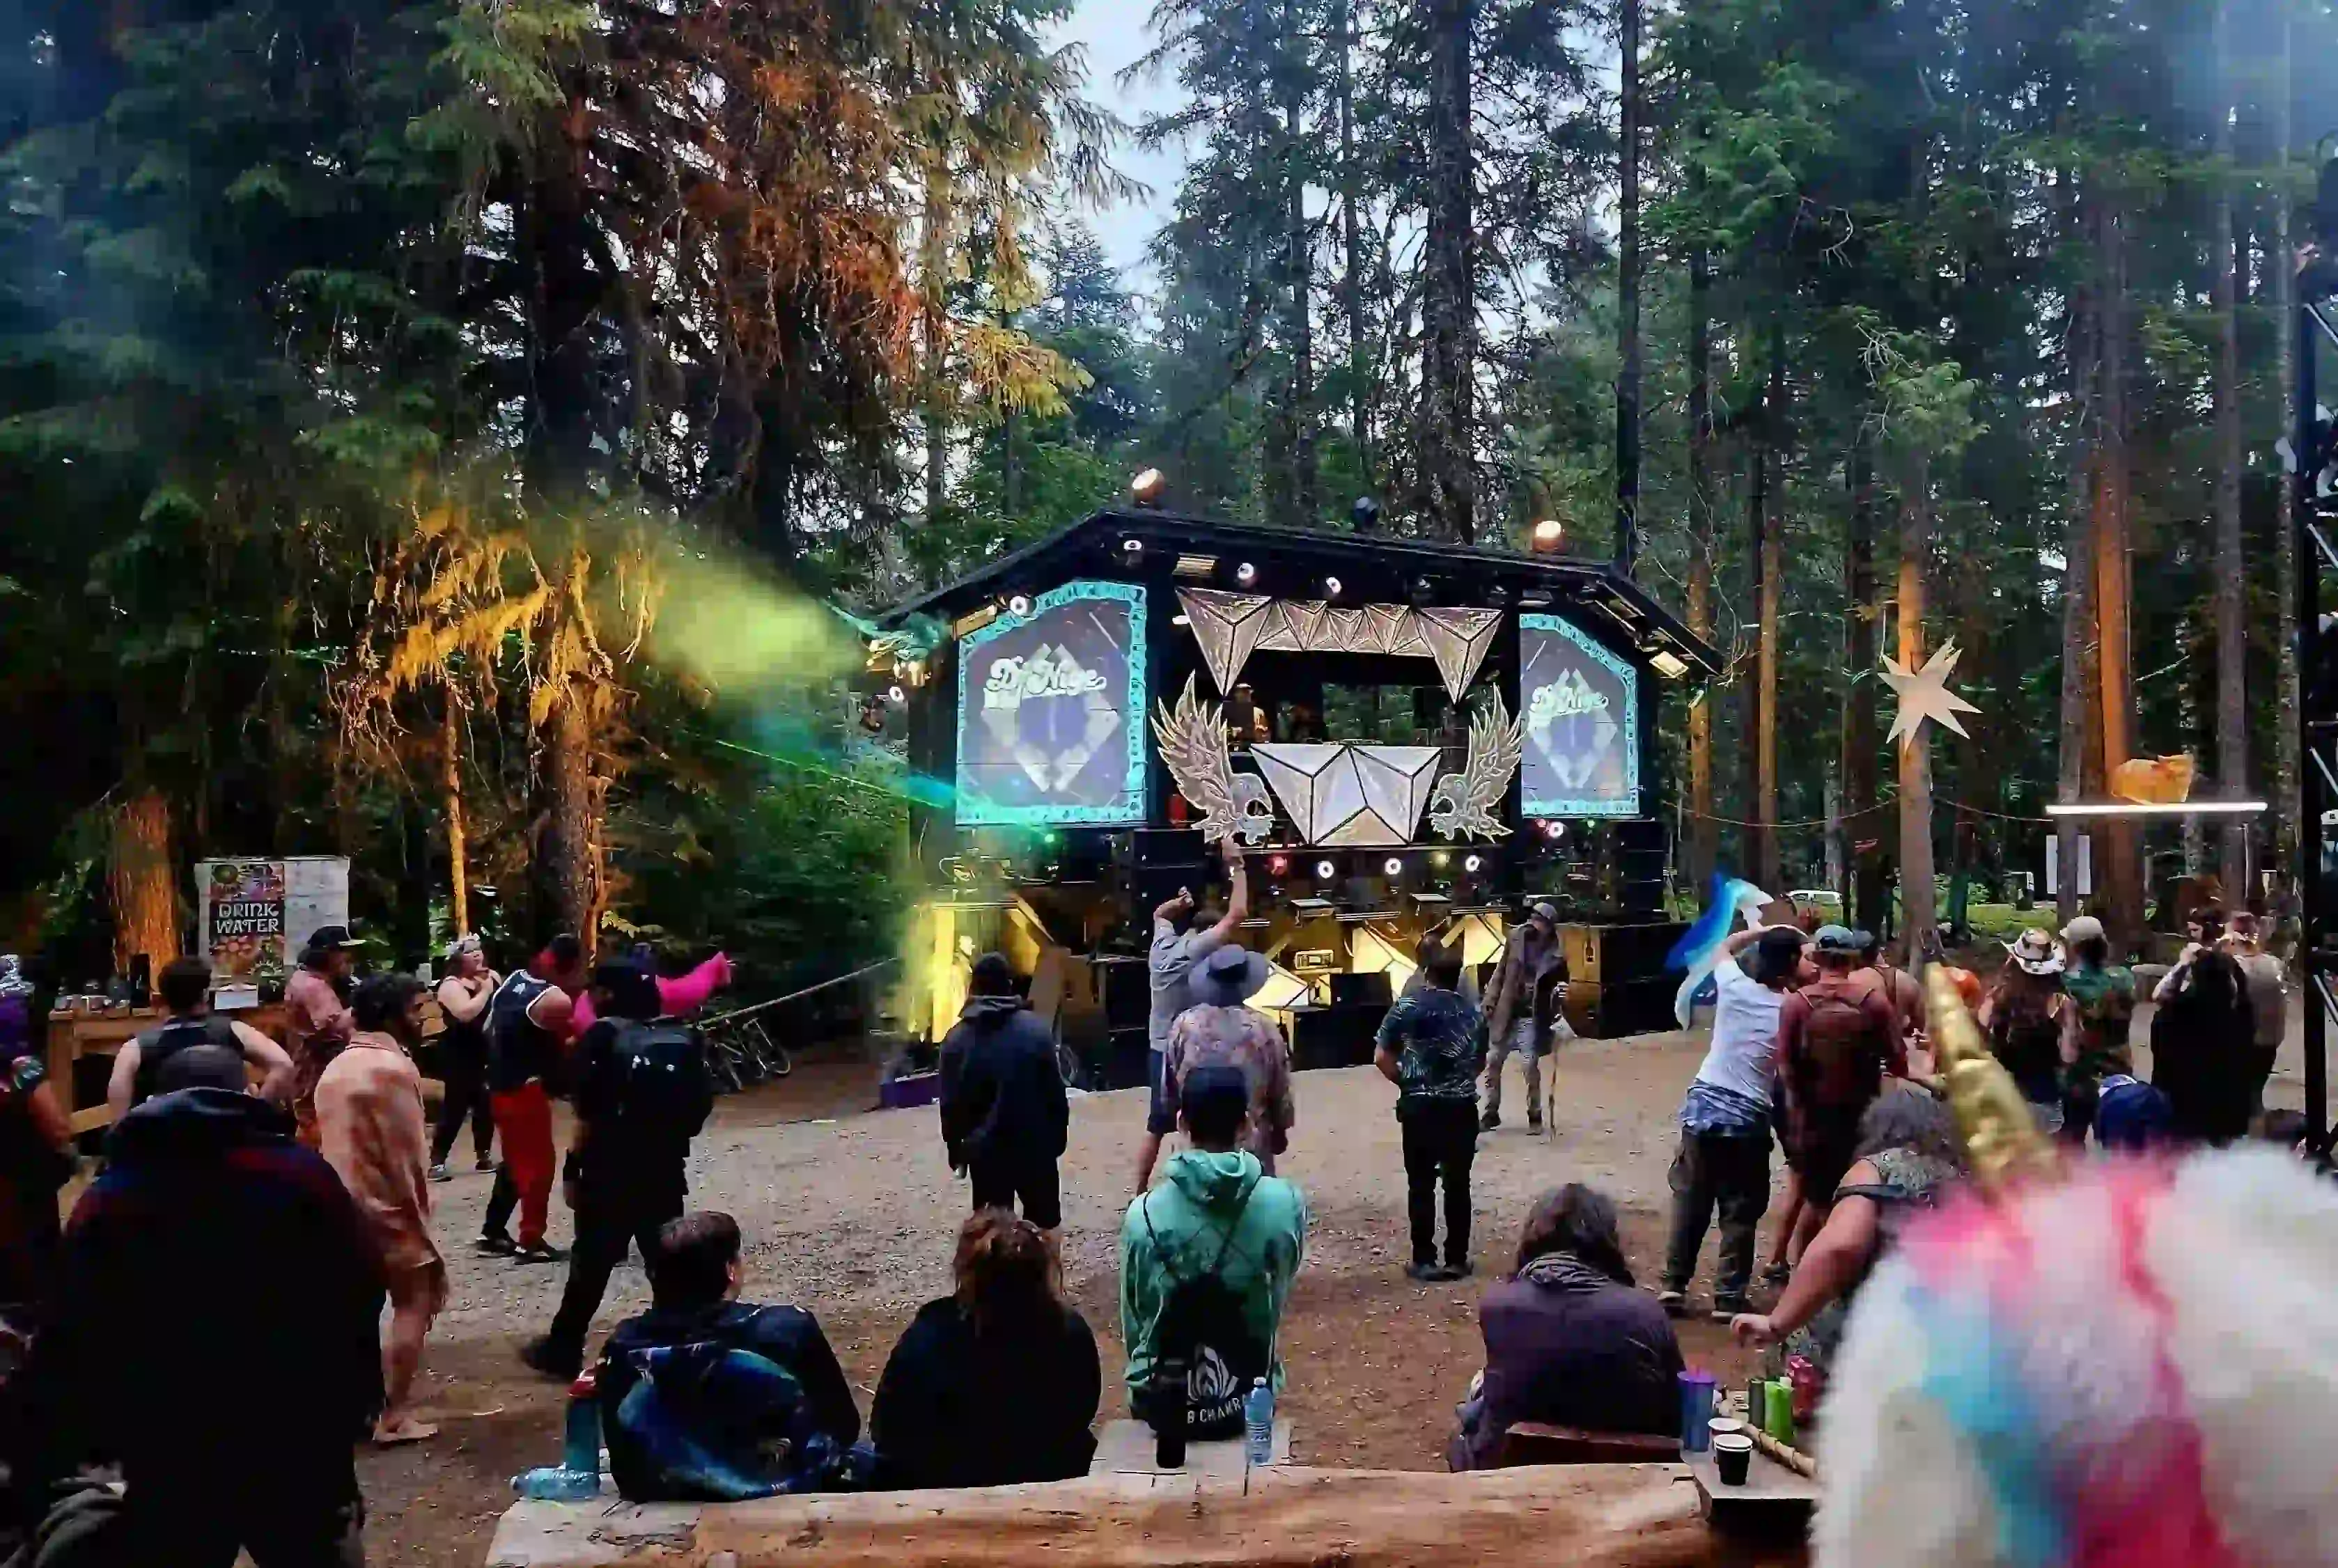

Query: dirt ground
359 994 2313 1567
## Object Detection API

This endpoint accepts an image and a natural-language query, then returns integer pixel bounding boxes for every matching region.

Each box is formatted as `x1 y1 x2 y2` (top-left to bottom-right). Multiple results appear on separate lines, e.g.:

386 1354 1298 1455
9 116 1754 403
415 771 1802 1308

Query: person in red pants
479 936 578 1264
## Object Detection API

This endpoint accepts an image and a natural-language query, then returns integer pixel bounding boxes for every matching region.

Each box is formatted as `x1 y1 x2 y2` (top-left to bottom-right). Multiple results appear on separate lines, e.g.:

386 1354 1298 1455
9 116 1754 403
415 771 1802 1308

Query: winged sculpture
1428 694 1525 841
1151 677 1275 847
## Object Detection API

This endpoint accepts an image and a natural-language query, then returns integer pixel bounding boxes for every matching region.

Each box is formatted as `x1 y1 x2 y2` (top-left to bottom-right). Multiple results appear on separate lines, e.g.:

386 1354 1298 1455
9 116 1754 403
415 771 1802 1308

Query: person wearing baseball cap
1772 924 1903 1264
284 923 364 1147
2055 914 2135 1147
1481 900 1568 1132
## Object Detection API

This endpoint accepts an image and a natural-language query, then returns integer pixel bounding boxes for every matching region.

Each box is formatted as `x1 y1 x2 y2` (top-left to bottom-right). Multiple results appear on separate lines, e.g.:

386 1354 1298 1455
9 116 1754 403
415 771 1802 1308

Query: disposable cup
1713 1431 1753 1486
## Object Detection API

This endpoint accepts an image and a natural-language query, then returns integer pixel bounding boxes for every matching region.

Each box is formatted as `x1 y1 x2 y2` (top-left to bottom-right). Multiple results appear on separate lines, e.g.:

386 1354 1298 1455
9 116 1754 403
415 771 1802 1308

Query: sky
1050 1 1190 286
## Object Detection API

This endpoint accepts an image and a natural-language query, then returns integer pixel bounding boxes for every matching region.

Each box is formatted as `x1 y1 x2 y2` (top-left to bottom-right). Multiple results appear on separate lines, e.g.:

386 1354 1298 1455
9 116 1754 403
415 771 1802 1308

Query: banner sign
955 581 1148 826
1518 614 1640 818
195 856 352 984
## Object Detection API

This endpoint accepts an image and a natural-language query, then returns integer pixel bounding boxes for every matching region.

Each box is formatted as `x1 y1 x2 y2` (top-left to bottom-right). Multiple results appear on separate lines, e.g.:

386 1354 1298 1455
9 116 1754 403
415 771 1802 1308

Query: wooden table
487 1464 1808 1568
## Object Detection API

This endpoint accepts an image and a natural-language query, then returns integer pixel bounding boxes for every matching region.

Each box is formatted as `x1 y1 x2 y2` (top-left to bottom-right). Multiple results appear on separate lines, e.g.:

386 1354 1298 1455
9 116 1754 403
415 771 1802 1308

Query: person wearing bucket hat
1974 930 2071 1135
1480 900 1568 1132
2055 914 2135 1148
1161 945 1295 1175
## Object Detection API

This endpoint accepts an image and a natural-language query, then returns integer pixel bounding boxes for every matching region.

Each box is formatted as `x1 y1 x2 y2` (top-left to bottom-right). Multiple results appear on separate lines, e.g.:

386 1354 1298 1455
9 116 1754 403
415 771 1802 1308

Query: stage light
1541 819 1566 840
886 684 905 704
1410 576 1435 606
2045 799 2268 818
1131 469 1166 507
1235 560 1258 586
1006 593 1033 618
1463 854 1483 874
1268 853 1291 876
1119 536 1145 567
1649 649 1691 680
1352 496 1381 533
1532 519 1564 554
1315 859 1336 881
1383 856 1404 877
1431 850 1450 868
1171 613 1191 627
1323 575 1343 599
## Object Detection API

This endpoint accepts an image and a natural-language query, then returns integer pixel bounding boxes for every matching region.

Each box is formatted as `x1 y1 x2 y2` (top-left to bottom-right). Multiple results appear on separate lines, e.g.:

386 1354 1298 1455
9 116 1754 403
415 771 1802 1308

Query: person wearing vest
523 956 715 1380
477 948 576 1262
429 934 499 1179
1772 925 1903 1266
107 955 295 1122
1976 930 2071 1136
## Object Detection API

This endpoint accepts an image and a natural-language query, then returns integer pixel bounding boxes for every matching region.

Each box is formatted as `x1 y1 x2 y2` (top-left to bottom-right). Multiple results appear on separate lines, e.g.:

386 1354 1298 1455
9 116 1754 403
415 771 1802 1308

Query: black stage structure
876 507 1721 1088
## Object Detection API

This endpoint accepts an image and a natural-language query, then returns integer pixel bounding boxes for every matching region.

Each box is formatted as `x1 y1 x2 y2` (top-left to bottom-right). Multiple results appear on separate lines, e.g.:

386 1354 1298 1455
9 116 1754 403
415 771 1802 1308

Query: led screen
955 581 1148 826
1518 613 1639 817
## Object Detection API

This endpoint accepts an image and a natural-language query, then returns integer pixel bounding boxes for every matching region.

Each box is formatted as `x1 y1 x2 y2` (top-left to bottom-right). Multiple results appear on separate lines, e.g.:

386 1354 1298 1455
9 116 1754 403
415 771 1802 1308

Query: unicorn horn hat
1923 963 2058 1195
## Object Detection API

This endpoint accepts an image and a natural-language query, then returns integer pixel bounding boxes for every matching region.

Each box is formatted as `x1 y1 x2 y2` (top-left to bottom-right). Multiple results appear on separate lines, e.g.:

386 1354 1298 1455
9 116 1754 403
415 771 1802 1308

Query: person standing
2221 912 2286 1118
1137 845 1249 1191
1773 925 1901 1265
22 1055 383 1567
1658 925 1805 1321
106 955 295 1120
0 954 73 1320
1373 943 1483 1281
1975 931 2073 1136
1161 945 1295 1176
2057 915 2136 1147
939 954 1070 1239
286 923 364 1147
524 957 714 1379
1481 901 1565 1132
2149 948 2258 1145
317 973 446 1445
429 935 498 1180
478 952 576 1262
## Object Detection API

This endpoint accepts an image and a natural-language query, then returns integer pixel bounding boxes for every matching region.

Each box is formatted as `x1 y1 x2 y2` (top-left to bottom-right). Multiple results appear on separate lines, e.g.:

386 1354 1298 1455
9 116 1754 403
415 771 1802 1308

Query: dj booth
871 509 1720 1081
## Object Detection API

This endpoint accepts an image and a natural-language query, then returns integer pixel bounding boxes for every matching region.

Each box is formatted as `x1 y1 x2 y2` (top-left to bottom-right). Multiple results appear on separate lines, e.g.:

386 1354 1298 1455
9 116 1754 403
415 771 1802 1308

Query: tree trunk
1757 335 1785 891
2096 195 2144 945
1282 0 1318 526
1685 240 1716 891
444 696 471 938
1845 434 1882 929
2213 0 2251 896
1336 0 1370 487
2057 170 2098 924
109 790 180 989
1421 0 1474 542
2274 0 2301 885
922 166 950 523
522 94 605 497
1614 0 1641 575
1898 456 1938 964
538 687 598 947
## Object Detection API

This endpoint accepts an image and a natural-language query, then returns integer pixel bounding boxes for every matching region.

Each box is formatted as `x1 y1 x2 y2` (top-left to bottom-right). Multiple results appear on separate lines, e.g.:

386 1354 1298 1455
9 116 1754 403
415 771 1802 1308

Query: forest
3 0 2332 985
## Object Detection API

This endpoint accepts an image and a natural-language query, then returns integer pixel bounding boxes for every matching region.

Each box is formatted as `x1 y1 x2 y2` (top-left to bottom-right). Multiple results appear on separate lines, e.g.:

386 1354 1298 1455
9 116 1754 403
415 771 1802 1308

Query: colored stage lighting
1268 853 1291 876
1463 854 1483 874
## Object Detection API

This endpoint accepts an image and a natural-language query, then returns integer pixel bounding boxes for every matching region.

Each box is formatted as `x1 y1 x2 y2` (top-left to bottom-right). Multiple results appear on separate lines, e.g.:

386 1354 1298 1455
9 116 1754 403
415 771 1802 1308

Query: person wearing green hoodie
1119 1063 1307 1428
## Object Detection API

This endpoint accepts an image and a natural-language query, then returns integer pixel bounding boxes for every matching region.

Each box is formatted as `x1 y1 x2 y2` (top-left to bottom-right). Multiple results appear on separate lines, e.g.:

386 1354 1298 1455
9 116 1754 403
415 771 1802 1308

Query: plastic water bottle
1244 1377 1275 1466
513 1370 604 1500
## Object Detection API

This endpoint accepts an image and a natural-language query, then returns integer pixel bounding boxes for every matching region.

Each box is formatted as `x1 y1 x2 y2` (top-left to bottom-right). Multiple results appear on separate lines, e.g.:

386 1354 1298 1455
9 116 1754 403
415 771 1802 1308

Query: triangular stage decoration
1253 742 1443 847
1415 606 1501 699
1178 588 1275 693
1174 590 1501 698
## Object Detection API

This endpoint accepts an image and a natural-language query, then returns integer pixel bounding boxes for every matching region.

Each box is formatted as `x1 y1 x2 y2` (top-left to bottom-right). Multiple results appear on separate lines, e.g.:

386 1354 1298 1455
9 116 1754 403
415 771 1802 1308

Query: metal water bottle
1155 1356 1188 1470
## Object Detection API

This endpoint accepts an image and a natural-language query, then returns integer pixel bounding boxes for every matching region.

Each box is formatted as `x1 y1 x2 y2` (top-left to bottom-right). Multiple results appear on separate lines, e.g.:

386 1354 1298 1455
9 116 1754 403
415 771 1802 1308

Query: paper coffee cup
1713 1430 1753 1486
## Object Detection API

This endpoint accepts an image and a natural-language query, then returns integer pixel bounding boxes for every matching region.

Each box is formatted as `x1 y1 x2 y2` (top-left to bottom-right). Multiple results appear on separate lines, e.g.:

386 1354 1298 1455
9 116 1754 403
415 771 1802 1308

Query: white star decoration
1881 641 1983 751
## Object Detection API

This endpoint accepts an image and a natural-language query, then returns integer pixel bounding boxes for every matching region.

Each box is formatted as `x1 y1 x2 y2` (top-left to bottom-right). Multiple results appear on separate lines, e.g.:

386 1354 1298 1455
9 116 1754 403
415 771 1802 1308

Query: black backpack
1143 1183 1269 1439
598 1019 714 1150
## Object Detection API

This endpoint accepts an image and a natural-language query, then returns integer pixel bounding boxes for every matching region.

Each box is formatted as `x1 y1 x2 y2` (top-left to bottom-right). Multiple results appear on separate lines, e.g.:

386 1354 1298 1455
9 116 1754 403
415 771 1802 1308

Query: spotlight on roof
1120 536 1145 564
1130 469 1166 508
1649 649 1691 681
1235 560 1258 587
1006 593 1033 618
1351 496 1382 533
1531 519 1565 554
1409 576 1435 606
1323 575 1343 599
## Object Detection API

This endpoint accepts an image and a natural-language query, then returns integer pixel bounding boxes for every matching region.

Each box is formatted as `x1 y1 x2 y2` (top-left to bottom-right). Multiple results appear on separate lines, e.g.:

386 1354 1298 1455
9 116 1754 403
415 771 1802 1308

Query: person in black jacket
938 955 1070 1237
20 1054 384 1567
871 1207 1100 1489
596 1212 861 1502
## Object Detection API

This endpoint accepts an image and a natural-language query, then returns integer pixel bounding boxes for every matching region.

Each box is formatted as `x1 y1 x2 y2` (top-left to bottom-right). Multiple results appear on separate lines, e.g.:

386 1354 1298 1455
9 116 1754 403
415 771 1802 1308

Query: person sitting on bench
596 1213 862 1501
1449 1184 1683 1470
1120 1063 1307 1440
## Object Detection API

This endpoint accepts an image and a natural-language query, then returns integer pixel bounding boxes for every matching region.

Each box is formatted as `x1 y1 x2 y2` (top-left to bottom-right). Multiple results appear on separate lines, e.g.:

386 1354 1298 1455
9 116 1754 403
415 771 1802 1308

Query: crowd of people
0 861 2302 1562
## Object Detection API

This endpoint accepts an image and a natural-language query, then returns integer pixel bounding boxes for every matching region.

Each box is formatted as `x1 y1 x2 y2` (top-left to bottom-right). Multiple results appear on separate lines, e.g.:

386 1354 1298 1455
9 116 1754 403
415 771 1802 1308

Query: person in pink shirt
284 924 364 1147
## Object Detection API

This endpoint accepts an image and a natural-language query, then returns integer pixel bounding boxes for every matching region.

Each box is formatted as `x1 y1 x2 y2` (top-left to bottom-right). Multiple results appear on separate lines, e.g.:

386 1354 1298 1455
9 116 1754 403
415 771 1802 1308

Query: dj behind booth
871 501 1721 1091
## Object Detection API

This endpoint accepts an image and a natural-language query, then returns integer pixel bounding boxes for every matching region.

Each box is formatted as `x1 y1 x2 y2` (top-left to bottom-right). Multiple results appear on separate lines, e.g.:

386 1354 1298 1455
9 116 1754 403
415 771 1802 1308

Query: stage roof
882 508 1722 678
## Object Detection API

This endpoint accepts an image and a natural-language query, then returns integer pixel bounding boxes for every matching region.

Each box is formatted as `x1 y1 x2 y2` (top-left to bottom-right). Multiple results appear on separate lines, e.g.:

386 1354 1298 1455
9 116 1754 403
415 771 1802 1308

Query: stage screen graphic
955 581 1148 826
1518 613 1640 817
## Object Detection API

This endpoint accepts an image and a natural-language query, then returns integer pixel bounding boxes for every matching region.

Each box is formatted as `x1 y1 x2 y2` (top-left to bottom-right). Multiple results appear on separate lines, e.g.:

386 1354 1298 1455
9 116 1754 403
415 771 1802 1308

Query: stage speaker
1130 826 1206 868
1561 921 1690 987
1330 971 1394 1008
1562 975 1678 1040
1290 1003 1382 1072
1616 820 1667 914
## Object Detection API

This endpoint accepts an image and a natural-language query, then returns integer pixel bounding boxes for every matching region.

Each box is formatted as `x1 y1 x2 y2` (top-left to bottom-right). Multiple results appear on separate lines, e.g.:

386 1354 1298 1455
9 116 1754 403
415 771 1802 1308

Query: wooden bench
1495 1422 1683 1467
486 1464 1805 1568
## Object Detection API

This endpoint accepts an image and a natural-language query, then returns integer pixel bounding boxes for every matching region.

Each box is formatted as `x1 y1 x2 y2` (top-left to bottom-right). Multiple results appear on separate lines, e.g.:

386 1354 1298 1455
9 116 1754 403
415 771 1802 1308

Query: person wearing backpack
524 955 716 1380
1119 1063 1307 1441
1772 925 1903 1264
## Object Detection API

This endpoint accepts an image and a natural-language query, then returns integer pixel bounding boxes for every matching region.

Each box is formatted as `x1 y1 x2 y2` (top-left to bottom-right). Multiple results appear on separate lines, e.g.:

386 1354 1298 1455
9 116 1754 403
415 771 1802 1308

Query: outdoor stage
870 506 1721 1076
